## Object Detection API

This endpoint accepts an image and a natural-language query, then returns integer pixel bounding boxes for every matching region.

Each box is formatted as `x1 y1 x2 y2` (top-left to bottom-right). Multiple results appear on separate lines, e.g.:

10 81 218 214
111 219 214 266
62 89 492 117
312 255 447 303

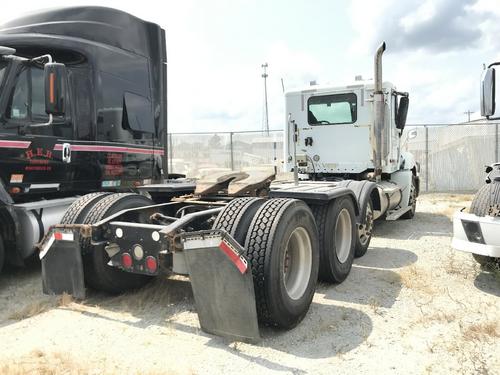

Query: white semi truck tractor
452 63 500 267
284 42 419 257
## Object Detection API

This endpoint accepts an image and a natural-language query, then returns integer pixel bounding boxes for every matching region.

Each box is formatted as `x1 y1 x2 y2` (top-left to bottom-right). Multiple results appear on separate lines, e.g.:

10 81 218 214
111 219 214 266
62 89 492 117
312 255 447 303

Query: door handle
62 143 71 163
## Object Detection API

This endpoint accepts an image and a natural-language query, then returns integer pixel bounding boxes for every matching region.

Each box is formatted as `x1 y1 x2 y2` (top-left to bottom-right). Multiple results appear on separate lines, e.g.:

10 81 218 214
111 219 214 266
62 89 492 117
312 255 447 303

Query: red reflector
218 240 248 274
145 256 157 273
9 187 21 194
54 232 63 241
122 253 133 269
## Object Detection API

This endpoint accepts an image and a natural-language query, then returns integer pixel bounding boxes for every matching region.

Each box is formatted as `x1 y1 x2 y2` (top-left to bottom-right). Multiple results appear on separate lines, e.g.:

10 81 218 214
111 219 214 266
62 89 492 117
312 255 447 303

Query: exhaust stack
372 41 386 182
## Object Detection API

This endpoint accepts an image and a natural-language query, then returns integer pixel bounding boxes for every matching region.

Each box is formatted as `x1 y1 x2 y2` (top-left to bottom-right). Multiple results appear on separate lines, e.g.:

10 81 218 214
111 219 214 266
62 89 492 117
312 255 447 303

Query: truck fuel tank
374 180 402 220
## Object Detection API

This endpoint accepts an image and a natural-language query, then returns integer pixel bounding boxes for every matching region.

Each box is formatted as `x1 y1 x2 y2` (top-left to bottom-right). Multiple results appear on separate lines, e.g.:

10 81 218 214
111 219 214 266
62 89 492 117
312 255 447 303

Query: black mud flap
182 230 260 343
39 228 86 300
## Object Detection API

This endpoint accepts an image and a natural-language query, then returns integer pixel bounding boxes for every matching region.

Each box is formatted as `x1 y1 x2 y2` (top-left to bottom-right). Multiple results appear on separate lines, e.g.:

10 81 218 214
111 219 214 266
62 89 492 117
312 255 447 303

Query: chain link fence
168 123 500 192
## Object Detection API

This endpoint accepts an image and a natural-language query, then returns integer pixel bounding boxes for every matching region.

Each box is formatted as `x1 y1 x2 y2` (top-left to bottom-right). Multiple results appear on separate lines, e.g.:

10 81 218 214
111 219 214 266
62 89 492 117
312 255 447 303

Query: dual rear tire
214 198 320 328
312 197 357 283
60 192 154 293
213 196 357 328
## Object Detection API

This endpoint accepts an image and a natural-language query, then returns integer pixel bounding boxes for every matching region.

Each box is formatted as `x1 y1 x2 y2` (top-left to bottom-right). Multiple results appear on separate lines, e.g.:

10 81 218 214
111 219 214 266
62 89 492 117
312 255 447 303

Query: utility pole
262 63 269 135
464 110 474 123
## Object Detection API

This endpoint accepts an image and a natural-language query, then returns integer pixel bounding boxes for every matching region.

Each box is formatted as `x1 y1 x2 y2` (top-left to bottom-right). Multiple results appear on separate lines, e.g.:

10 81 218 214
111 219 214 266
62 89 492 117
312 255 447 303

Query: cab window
6 65 61 122
307 93 357 125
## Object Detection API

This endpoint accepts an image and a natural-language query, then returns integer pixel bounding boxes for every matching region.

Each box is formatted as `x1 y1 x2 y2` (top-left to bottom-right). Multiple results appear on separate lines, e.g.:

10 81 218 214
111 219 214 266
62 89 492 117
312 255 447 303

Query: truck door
0 61 73 196
95 72 155 189
301 91 372 174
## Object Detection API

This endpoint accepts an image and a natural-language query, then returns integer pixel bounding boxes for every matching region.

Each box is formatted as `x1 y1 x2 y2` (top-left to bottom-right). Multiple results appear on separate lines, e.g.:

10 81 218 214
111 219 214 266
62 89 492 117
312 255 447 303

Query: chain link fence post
425 125 429 192
168 133 173 176
230 132 234 170
496 123 499 162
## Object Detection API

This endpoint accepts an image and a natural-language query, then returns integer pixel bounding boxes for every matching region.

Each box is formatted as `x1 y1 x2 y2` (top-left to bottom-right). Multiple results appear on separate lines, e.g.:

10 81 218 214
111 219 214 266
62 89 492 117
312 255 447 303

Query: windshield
308 93 357 125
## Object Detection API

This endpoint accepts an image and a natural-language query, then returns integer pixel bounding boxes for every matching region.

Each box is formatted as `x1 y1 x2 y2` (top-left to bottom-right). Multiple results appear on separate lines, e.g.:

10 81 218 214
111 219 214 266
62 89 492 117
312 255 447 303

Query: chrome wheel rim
283 227 313 300
335 208 352 264
358 203 374 246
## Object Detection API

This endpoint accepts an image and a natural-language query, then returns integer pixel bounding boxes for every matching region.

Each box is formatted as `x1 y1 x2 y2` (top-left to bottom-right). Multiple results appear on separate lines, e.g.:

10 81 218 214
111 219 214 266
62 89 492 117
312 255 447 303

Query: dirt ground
0 193 498 375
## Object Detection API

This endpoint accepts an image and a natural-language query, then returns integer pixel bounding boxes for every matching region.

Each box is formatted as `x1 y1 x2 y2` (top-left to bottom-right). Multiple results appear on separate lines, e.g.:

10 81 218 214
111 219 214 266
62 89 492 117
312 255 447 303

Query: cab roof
0 6 164 59
285 80 396 97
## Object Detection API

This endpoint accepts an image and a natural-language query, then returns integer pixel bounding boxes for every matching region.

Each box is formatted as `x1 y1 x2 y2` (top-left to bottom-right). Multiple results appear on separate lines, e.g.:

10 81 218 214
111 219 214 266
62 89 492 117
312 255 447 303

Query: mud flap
39 229 86 300
182 230 260 343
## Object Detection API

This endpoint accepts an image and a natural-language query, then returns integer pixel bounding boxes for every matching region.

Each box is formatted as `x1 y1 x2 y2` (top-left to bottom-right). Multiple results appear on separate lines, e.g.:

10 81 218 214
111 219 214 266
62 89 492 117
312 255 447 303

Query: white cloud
349 0 500 124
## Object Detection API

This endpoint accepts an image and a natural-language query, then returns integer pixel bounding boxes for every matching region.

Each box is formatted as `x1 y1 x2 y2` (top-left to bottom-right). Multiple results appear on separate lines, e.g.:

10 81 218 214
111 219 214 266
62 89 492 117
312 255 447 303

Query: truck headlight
461 220 485 244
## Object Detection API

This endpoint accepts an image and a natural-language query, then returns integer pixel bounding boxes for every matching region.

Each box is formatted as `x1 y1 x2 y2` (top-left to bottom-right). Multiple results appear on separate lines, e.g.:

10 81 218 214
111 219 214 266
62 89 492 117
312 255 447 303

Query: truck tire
60 192 112 224
244 198 319 328
470 183 500 217
312 197 357 283
354 200 373 258
212 197 265 245
401 176 417 219
472 254 500 267
81 193 155 293
0 233 4 273
470 182 500 265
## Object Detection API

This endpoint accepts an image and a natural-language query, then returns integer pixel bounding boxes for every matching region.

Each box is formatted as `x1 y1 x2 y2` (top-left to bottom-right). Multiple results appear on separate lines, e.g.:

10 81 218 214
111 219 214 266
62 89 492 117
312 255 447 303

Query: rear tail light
9 187 21 194
145 256 157 273
121 253 133 269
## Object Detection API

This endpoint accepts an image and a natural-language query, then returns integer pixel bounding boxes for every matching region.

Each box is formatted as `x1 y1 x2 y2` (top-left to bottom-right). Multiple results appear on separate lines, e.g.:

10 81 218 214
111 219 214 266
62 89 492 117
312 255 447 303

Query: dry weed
9 293 75 321
444 251 479 279
415 311 457 326
368 297 381 315
399 265 436 295
0 350 175 375
0 350 93 375
462 321 500 342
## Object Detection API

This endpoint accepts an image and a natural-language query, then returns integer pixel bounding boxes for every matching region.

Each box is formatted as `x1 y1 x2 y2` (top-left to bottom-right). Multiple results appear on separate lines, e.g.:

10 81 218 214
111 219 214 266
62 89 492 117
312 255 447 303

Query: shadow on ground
59 273 372 366
374 212 452 240
474 271 500 297
354 247 418 269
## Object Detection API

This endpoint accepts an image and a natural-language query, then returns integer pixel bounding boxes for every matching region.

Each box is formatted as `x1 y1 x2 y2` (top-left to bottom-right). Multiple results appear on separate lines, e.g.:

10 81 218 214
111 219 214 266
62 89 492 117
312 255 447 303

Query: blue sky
2 0 500 132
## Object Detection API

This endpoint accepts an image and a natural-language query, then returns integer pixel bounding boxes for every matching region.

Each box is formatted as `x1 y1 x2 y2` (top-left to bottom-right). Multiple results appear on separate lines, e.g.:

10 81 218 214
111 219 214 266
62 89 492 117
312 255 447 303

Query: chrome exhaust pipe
372 41 386 182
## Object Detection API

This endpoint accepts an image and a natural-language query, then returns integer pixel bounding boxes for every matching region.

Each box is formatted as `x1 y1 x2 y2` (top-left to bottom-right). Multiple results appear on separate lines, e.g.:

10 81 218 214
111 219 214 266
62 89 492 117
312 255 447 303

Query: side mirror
44 62 67 116
480 67 495 117
396 96 409 130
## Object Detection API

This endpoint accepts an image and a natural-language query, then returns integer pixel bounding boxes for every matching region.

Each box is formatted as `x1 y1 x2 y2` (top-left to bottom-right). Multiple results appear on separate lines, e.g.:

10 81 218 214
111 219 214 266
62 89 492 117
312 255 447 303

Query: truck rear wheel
354 200 373 258
244 198 319 328
60 192 112 224
470 182 500 265
80 193 155 293
312 197 356 283
212 197 265 245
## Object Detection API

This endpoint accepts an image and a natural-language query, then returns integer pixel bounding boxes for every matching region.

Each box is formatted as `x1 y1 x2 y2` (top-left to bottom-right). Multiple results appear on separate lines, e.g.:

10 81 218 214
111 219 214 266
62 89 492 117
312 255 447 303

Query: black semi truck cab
0 7 171 271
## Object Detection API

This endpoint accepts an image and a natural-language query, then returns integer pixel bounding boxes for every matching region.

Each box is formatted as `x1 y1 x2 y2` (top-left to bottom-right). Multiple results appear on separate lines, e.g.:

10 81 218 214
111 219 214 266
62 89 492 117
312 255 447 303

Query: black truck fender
0 178 14 206
336 180 378 224
0 205 23 266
